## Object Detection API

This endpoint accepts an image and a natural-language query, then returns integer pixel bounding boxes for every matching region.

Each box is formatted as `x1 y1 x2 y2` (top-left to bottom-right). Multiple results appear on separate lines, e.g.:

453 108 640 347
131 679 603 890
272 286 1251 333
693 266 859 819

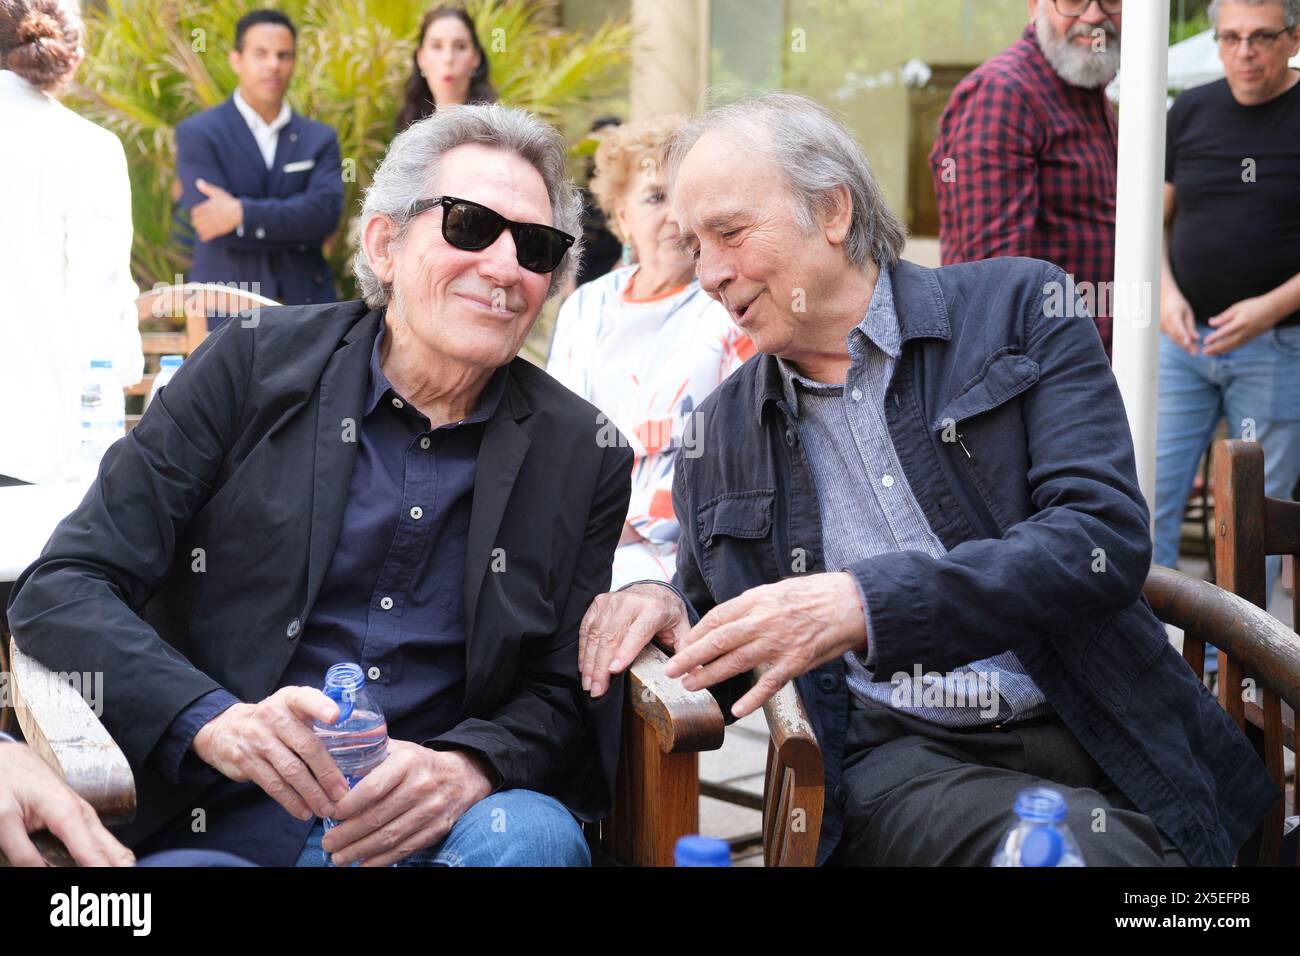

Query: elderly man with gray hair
9 103 630 867
578 91 1275 866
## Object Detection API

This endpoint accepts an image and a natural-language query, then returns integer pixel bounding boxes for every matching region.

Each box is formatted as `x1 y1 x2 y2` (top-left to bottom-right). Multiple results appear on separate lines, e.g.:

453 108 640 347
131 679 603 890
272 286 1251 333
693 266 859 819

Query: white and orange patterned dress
547 265 755 589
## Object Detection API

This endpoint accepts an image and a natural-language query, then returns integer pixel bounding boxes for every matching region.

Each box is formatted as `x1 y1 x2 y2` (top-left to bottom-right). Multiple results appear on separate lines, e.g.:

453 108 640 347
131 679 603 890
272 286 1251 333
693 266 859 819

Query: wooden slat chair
1207 438 1300 860
126 283 279 430
612 563 1300 866
595 648 823 866
1146 565 1300 866
0 636 136 866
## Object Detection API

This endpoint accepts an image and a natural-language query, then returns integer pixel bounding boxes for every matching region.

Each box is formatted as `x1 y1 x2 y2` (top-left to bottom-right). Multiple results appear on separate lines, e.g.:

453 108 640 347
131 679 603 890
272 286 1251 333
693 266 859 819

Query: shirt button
254 226 266 240
286 618 300 639
379 596 394 610
419 437 431 450
410 506 423 520
391 397 405 410
851 387 863 402
881 474 895 488
367 666 381 681
785 428 797 447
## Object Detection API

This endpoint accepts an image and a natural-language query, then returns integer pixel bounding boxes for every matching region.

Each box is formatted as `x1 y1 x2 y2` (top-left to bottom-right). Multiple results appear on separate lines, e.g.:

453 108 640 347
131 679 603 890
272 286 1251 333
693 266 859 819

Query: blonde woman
547 115 754 588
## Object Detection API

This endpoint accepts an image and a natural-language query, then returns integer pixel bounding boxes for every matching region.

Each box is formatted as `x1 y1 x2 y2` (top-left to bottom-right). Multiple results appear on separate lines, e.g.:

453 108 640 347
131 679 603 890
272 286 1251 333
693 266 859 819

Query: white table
0 482 92 583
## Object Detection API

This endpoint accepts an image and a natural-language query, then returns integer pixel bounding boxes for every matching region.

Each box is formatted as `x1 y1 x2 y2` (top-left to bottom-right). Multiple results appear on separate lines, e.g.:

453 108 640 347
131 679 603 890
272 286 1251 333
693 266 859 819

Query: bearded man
930 0 1122 356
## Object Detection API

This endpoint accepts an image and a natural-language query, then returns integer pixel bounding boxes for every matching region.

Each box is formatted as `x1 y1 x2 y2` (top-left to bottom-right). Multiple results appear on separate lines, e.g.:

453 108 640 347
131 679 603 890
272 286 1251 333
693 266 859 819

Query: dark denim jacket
670 257 1276 867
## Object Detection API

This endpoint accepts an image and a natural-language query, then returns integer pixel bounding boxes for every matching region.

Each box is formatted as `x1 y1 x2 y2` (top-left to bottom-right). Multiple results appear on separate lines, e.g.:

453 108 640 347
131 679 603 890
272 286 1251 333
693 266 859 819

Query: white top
0 70 143 484
232 89 291 168
547 266 754 588
0 481 92 583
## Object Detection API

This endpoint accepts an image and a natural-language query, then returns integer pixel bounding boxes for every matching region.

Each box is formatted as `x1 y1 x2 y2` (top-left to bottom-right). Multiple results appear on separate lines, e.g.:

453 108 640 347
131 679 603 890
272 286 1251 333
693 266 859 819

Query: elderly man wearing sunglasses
8 104 630 867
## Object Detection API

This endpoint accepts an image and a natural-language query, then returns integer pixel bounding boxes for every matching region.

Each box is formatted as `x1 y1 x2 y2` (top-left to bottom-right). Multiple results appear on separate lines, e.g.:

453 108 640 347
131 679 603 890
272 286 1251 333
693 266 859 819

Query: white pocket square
283 159 316 173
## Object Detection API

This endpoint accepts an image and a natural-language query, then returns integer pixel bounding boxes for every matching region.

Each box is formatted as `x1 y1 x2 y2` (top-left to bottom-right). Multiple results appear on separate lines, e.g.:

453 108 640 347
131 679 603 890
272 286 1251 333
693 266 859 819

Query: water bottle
312 663 389 865
147 354 183 407
80 359 125 474
991 787 1086 867
674 835 731 867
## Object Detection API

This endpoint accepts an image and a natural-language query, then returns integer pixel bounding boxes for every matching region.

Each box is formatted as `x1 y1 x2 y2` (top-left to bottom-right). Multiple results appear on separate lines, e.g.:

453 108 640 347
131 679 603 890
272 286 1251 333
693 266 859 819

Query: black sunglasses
408 195 575 274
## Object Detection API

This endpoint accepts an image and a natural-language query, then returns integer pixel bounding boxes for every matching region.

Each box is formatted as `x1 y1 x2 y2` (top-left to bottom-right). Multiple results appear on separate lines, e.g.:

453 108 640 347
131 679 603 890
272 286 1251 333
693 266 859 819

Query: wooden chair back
126 284 279 430
1204 438 1300 864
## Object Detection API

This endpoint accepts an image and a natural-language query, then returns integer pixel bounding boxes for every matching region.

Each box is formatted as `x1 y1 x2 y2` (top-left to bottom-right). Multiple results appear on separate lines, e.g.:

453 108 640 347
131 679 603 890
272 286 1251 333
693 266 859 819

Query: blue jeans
292 789 590 867
1154 323 1300 603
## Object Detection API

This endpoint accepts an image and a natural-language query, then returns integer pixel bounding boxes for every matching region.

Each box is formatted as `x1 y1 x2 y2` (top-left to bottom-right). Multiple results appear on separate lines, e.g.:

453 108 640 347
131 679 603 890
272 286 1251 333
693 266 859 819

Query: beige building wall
564 0 1030 232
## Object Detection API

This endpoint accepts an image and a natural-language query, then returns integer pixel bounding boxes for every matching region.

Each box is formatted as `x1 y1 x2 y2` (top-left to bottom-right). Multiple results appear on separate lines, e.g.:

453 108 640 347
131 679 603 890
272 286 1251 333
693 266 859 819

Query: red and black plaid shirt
930 24 1118 354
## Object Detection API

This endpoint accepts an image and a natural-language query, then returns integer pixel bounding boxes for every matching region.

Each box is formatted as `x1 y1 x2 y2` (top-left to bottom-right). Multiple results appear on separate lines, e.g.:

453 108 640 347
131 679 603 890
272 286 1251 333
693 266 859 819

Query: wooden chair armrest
595 644 725 865
1149 564 1300 712
755 662 823 867
1144 565 1300 714
9 636 136 824
627 643 725 753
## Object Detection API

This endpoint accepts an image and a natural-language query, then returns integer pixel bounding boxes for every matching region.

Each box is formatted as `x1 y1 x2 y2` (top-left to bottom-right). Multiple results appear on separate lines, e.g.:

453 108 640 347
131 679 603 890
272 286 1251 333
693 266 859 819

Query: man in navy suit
176 10 343 310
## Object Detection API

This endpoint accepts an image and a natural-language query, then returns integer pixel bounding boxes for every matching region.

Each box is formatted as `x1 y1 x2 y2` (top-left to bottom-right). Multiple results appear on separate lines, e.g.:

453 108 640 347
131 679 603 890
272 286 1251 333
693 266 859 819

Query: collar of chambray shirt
777 262 899 416
232 88 291 168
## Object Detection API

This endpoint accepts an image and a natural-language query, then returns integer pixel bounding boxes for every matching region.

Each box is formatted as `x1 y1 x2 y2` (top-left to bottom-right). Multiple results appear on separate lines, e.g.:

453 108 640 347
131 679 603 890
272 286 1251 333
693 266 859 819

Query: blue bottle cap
1014 786 1068 824
1020 826 1064 867
160 355 183 368
323 662 365 724
674 835 731 867
90 359 113 369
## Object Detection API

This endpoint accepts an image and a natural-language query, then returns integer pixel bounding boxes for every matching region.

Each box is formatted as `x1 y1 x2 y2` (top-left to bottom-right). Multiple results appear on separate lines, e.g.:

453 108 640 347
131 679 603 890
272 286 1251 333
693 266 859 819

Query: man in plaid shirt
930 0 1122 356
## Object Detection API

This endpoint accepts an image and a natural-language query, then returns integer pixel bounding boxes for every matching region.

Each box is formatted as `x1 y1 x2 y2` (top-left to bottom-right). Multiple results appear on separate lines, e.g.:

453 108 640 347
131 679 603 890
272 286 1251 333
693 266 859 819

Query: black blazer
8 301 631 846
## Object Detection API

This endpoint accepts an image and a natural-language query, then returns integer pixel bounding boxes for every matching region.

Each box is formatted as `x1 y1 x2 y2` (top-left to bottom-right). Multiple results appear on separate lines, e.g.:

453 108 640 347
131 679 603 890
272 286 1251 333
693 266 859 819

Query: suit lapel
266 112 299 197
303 310 381 614
221 99 270 192
464 371 532 688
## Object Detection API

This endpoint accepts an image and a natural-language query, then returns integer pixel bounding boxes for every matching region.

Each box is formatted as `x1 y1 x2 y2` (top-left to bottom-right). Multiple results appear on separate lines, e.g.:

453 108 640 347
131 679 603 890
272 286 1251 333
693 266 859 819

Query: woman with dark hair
0 0 142 485
395 5 496 133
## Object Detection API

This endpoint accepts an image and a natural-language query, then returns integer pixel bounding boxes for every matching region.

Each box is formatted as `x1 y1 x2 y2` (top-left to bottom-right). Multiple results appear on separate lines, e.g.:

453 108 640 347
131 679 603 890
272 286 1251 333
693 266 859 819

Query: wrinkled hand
663 572 867 719
322 741 493 867
579 583 690 698
191 178 244 242
191 687 348 821
1160 284 1199 354
1203 295 1279 356
0 741 136 867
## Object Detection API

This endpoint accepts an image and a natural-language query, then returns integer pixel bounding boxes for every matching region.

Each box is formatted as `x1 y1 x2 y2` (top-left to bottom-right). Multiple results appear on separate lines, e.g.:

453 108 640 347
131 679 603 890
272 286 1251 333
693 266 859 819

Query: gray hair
663 91 908 270
1209 0 1300 30
354 103 583 308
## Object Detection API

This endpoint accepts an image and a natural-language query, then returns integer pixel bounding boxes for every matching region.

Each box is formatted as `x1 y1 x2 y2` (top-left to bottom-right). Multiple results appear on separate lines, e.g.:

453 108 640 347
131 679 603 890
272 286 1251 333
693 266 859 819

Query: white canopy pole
1112 0 1170 518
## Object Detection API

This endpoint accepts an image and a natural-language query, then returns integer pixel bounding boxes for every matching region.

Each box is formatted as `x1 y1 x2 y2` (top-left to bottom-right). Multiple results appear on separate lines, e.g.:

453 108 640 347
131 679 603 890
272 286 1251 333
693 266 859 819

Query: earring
621 243 633 266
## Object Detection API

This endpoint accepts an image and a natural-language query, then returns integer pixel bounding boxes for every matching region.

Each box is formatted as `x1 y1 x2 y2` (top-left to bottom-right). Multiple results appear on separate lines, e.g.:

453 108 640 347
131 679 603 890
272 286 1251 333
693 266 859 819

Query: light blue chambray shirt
777 265 1050 727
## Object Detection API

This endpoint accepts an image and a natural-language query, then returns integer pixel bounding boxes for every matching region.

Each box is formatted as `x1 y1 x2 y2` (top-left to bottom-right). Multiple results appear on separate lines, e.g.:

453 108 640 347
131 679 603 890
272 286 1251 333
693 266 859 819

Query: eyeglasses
1052 0 1123 17
1213 28 1294 52
408 195 575 274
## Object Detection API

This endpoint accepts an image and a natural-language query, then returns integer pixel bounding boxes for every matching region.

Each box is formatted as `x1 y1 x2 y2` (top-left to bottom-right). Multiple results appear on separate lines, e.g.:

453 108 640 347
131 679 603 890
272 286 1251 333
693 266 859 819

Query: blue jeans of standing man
293 788 591 867
1154 323 1300 601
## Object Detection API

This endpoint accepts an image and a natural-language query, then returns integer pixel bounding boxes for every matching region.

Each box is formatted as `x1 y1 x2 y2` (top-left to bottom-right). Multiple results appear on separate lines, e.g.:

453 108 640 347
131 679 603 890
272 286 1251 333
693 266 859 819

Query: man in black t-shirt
1155 0 1300 606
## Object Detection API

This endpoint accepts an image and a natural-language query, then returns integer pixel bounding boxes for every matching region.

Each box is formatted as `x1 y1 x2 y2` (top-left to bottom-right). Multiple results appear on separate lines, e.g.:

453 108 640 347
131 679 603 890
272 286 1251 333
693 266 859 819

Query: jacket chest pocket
697 491 781 601
932 350 1040 532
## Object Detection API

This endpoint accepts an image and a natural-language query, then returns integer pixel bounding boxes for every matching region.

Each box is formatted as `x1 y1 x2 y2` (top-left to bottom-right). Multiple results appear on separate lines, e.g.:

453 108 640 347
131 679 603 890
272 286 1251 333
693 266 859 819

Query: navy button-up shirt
144 323 504 865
